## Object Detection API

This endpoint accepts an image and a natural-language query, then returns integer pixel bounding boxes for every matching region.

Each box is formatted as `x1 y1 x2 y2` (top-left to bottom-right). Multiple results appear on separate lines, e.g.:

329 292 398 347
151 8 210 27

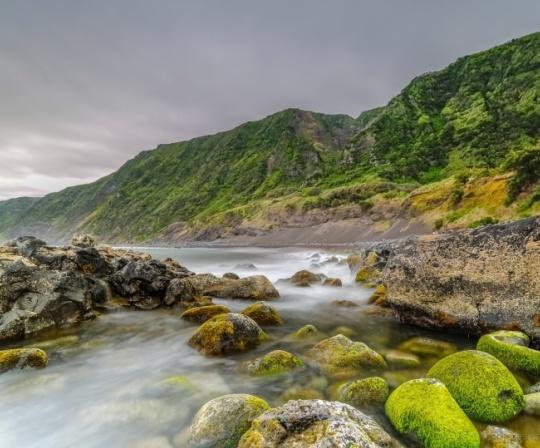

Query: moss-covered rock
306 334 387 378
289 270 323 286
330 300 357 307
322 277 342 287
477 330 540 378
241 301 282 326
338 376 389 407
354 252 382 286
368 284 388 306
331 326 357 338
26 335 80 351
286 324 324 343
384 350 421 368
480 426 522 448
222 272 239 280
238 399 396 447
188 313 267 356
279 386 324 402
427 350 524 423
181 305 231 323
245 350 304 376
523 392 540 416
159 375 196 394
385 378 480 448
398 336 456 358
0 348 48 373
188 394 269 448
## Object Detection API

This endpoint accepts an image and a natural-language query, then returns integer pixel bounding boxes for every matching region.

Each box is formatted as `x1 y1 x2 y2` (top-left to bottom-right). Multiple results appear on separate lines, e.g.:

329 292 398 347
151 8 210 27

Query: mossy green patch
477 330 540 379
385 378 480 448
339 376 389 407
181 305 230 323
241 301 283 326
245 350 304 376
428 350 524 423
0 348 48 373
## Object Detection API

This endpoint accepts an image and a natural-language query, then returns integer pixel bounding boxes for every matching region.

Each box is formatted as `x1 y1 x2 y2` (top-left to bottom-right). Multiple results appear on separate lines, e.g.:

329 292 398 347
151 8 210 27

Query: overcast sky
0 1 539 200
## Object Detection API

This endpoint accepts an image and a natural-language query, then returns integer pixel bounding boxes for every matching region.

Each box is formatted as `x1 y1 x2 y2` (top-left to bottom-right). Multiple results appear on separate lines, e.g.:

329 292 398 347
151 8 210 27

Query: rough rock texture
366 217 540 345
241 301 283 326
180 305 231 323
0 236 195 343
0 348 48 372
238 399 397 447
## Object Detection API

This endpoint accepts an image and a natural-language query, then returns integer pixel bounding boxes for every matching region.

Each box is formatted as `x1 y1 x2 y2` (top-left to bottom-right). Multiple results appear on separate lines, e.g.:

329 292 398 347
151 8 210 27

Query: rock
385 378 480 448
71 234 95 248
382 369 426 389
368 284 388 306
397 336 456 358
368 217 540 343
306 334 386 377
322 277 342 287
331 326 357 338
383 350 421 368
289 270 324 286
354 251 383 286
480 426 522 448
188 313 267 356
0 348 48 372
26 334 80 351
222 272 239 280
477 330 540 378
166 274 279 305
331 300 357 307
428 350 524 423
526 381 540 394
523 392 540 416
188 394 269 448
338 376 389 407
180 305 231 323
286 324 324 342
346 254 362 271
238 399 396 448
245 350 304 376
241 301 282 326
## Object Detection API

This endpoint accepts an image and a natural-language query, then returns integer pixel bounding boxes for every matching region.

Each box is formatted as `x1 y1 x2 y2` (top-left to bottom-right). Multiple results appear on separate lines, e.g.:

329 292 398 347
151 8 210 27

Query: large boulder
427 350 524 423
238 399 397 447
385 378 480 448
188 394 269 448
368 217 540 344
188 313 267 356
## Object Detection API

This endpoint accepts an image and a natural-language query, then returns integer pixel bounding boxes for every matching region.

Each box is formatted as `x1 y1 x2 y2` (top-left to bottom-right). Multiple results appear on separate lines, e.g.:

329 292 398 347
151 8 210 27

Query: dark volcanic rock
368 217 540 345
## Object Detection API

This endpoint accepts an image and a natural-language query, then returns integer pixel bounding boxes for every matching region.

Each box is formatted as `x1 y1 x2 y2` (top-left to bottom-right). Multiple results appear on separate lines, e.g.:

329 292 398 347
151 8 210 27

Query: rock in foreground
238 399 397 447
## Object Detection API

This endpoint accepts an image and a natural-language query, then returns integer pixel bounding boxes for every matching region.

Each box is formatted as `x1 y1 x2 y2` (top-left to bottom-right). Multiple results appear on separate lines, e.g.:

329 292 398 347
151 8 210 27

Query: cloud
0 0 539 199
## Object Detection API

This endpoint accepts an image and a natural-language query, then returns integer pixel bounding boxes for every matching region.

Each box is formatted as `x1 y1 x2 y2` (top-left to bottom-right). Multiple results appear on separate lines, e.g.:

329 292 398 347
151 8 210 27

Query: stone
338 376 390 407
397 336 456 358
477 330 540 378
180 305 231 323
306 334 386 377
368 284 388 306
222 272 239 280
383 350 421 368
322 277 342 287
188 313 267 356
289 270 324 286
241 301 282 326
245 350 304 376
188 394 269 448
286 324 324 342
480 426 522 448
71 234 95 248
0 348 48 373
238 399 397 447
331 300 357 307
427 350 524 423
385 378 480 448
523 392 540 416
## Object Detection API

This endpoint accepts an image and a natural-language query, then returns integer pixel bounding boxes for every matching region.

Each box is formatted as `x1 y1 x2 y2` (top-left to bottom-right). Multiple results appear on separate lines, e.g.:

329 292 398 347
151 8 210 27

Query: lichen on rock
245 350 304 376
180 305 230 323
0 348 48 373
241 301 283 326
338 376 389 407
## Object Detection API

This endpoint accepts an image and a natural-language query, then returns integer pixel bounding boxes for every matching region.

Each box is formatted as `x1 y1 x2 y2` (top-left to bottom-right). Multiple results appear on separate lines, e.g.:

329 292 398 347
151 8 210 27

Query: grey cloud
0 0 539 198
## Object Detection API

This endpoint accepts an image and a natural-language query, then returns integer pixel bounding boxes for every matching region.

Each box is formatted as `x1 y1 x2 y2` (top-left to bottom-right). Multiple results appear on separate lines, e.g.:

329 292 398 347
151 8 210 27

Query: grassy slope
1 32 539 242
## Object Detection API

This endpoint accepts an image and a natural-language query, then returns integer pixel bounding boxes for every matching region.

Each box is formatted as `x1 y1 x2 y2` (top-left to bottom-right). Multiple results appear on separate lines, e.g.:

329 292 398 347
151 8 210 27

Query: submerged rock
288 270 324 286
188 394 269 448
428 350 524 423
338 376 390 407
523 392 540 416
331 300 357 307
0 348 48 373
306 334 386 377
188 313 267 356
238 399 397 447
477 330 540 378
480 426 522 448
385 378 480 448
241 301 282 326
286 324 324 342
322 277 342 287
397 336 456 358
180 305 231 323
245 350 304 376
383 350 421 368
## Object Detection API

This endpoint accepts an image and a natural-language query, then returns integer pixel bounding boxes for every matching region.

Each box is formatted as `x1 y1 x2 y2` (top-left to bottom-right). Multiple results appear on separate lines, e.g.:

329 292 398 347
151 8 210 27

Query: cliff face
371 217 540 344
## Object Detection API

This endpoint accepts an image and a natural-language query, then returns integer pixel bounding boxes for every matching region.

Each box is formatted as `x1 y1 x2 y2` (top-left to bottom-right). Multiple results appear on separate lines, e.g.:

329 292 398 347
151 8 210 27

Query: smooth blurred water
0 247 537 447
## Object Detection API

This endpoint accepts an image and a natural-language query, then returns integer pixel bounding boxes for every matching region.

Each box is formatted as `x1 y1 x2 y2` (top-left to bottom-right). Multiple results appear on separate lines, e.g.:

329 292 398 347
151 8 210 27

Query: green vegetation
385 378 480 448
245 350 304 376
1 32 539 242
338 376 389 407
427 350 524 423
468 216 499 228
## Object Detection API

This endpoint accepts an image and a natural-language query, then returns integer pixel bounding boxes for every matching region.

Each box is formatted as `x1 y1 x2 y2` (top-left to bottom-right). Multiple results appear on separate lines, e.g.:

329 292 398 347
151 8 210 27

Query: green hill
1 32 539 243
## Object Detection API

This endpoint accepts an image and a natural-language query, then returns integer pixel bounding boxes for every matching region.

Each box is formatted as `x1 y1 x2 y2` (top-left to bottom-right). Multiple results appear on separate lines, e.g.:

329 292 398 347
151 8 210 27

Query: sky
0 0 539 200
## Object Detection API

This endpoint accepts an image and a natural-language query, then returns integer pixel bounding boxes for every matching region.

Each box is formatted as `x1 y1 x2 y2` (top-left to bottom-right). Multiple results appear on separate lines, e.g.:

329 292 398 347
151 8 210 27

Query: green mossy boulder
338 376 389 407
306 334 387 378
428 350 524 423
368 284 388 306
245 350 304 376
181 305 231 323
188 393 269 448
241 301 283 326
477 330 540 378
480 426 522 448
384 350 421 368
286 324 324 343
385 378 480 448
398 336 456 358
0 348 48 373
188 313 267 356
